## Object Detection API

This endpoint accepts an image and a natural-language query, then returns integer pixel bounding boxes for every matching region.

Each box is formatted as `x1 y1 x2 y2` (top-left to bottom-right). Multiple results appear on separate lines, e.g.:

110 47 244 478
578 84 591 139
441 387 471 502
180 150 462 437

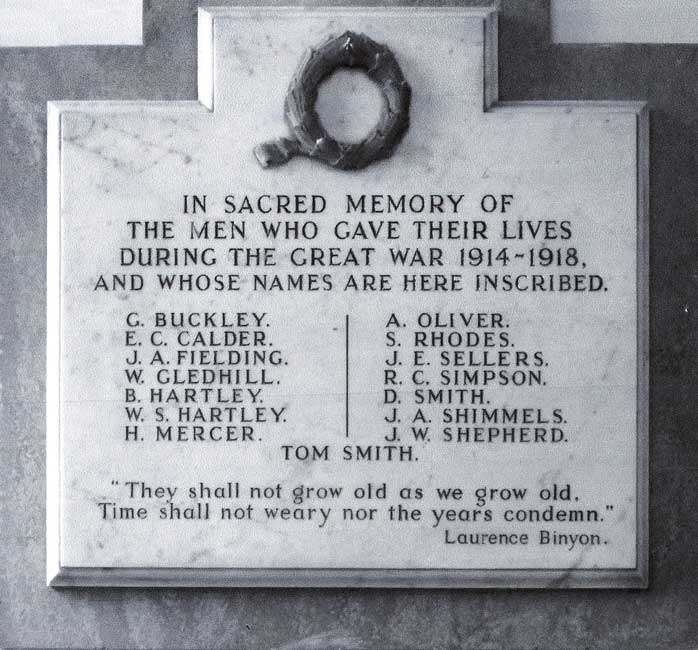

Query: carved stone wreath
254 30 411 171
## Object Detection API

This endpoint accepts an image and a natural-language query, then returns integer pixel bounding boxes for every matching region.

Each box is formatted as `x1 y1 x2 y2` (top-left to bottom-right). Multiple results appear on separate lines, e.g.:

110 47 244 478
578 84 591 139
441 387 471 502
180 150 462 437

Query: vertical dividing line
345 314 349 438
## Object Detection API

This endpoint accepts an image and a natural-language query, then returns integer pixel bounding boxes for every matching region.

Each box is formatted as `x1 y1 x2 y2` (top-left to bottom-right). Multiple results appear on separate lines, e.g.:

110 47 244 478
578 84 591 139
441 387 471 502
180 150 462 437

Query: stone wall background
1 1 696 648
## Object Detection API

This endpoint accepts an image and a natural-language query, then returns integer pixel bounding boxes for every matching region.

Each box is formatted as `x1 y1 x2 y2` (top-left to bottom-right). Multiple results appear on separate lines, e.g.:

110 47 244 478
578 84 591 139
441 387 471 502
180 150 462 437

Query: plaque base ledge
48 566 648 590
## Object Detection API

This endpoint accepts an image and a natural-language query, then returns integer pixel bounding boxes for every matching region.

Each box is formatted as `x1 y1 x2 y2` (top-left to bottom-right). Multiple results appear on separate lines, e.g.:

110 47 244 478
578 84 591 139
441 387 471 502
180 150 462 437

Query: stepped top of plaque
196 6 499 117
48 6 645 136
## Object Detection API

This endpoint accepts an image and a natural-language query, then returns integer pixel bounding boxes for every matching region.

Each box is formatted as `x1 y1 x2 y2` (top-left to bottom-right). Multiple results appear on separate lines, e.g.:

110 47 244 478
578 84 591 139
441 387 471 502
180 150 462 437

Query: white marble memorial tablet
47 7 648 588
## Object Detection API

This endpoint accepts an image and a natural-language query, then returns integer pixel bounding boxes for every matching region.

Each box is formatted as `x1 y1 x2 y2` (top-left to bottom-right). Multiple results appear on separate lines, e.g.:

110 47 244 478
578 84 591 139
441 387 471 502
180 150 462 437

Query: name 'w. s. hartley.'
47 7 647 588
